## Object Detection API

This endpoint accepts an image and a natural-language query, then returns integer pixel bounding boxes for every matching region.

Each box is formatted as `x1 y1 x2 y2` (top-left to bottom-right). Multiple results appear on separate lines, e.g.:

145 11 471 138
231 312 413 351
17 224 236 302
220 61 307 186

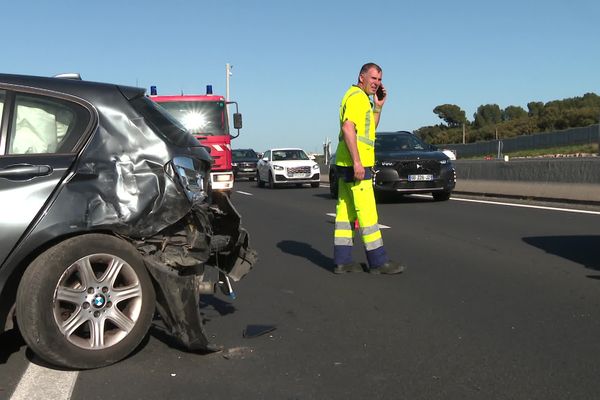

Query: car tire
257 171 264 188
249 176 255 181
432 191 451 201
311 182 319 188
268 172 277 189
16 233 155 369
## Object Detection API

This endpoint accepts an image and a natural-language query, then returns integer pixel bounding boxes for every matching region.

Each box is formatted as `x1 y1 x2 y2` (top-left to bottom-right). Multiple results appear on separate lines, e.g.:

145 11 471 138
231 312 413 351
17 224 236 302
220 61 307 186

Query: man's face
359 68 382 96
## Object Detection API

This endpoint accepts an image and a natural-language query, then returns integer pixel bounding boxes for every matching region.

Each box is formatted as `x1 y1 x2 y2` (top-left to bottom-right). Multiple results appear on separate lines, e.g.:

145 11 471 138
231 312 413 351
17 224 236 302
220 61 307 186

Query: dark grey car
329 131 456 201
232 148 258 180
0 74 256 369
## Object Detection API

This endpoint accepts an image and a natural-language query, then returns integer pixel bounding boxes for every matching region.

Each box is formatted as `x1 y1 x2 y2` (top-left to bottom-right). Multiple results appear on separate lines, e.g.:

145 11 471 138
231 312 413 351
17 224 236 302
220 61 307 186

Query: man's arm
374 109 382 127
341 120 365 180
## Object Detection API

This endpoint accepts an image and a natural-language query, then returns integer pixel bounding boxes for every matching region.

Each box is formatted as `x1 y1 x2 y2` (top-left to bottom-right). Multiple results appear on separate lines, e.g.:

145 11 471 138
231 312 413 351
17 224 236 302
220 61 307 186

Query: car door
0 89 93 267
258 150 271 181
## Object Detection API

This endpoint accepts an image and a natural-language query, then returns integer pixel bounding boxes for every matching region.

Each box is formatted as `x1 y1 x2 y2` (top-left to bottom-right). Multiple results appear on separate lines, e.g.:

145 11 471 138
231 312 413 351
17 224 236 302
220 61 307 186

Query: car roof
0 73 145 102
268 148 304 151
377 131 413 136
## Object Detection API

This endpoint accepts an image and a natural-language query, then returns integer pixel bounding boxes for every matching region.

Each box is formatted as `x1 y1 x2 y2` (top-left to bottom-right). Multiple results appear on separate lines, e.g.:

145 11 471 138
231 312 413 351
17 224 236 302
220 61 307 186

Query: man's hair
359 62 382 76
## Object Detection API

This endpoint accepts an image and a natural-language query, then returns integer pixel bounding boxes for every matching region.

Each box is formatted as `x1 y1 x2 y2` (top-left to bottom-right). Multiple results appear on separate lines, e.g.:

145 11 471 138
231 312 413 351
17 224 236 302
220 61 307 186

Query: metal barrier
443 125 600 158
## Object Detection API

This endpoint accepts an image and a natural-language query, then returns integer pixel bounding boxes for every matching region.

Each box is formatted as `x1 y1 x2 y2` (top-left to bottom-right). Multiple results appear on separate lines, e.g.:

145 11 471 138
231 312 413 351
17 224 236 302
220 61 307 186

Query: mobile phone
376 86 386 101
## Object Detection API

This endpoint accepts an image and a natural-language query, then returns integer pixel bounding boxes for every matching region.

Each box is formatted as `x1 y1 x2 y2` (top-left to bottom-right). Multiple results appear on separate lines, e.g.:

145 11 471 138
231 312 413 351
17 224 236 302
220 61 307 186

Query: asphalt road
2 181 600 400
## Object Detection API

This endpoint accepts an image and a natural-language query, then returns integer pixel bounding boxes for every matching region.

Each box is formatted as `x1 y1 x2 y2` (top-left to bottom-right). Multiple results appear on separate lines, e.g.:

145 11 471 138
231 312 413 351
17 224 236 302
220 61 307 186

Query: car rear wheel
432 191 451 201
16 233 155 369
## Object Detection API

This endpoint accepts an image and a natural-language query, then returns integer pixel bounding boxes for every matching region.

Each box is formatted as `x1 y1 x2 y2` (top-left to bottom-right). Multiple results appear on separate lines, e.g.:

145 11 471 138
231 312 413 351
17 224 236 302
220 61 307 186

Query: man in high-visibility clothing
333 63 406 274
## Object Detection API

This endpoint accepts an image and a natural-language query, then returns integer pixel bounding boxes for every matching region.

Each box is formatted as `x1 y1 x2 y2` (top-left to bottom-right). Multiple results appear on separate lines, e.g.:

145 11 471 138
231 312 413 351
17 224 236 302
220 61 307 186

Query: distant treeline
415 92 600 145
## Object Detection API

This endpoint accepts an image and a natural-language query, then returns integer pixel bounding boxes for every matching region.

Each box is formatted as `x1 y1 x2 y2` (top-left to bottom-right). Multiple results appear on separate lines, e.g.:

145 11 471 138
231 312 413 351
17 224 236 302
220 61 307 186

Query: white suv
257 148 320 188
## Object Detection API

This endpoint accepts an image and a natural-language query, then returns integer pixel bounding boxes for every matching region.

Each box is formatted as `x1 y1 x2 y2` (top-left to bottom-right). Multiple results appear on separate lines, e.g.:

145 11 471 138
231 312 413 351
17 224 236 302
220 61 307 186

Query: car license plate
290 173 309 178
408 174 433 182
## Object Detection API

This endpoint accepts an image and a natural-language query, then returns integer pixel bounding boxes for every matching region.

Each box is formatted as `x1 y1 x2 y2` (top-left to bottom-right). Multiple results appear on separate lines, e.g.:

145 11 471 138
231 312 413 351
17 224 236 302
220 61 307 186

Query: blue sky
4 0 599 153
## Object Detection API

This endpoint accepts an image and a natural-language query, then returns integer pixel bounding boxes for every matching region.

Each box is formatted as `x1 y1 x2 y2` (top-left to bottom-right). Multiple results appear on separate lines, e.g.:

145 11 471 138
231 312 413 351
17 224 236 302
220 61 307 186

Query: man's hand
353 163 365 180
374 83 387 109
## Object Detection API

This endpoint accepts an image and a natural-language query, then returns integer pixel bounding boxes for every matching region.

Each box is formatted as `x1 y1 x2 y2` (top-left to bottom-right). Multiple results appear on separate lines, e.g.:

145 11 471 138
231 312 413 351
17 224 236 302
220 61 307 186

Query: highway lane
1 181 600 399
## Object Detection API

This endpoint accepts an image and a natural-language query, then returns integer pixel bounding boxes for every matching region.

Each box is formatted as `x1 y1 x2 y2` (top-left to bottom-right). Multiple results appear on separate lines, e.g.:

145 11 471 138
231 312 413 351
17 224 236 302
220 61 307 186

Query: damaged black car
0 73 257 369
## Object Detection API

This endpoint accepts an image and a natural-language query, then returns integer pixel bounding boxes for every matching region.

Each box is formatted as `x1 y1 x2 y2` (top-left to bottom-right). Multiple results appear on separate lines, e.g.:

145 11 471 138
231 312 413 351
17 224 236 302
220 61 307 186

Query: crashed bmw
0 73 256 369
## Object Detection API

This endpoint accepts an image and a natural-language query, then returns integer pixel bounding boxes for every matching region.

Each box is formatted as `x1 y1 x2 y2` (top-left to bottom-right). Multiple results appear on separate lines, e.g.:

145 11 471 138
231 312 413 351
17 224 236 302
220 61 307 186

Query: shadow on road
522 235 600 275
0 329 25 364
277 240 334 273
313 193 335 200
375 193 434 204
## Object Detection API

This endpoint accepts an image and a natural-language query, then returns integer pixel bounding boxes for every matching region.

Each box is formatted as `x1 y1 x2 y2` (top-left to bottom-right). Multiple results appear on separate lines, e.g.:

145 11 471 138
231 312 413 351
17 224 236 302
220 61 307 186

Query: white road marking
410 194 600 216
451 196 600 215
236 190 253 196
326 213 390 229
11 362 78 400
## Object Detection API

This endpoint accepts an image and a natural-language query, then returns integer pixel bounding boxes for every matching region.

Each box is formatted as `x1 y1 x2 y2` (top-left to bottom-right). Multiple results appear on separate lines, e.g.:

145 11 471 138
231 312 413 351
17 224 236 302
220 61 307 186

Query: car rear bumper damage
135 191 257 351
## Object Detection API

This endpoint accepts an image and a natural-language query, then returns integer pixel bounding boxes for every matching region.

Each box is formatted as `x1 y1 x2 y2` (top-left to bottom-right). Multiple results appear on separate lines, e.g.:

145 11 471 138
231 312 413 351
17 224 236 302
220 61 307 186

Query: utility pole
323 137 331 164
226 63 232 102
462 123 466 144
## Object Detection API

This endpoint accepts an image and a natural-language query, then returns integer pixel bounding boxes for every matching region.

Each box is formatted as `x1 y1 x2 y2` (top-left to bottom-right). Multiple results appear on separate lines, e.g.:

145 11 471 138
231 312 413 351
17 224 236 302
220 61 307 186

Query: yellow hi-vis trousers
334 178 388 267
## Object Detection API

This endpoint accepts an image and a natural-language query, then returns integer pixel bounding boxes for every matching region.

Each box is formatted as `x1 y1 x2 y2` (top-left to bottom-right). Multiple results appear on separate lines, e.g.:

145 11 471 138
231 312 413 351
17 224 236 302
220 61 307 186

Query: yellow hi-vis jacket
335 85 376 167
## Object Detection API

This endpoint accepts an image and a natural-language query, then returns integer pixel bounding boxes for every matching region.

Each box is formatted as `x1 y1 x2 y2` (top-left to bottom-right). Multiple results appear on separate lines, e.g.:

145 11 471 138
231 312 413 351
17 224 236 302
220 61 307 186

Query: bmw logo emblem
92 294 106 308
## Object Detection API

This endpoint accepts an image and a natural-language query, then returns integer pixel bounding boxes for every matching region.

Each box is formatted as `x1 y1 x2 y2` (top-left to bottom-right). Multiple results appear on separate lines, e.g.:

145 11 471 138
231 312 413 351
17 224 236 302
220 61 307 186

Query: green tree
433 104 467 128
527 101 544 118
414 125 445 144
420 92 600 145
538 105 561 130
502 105 527 121
473 104 502 128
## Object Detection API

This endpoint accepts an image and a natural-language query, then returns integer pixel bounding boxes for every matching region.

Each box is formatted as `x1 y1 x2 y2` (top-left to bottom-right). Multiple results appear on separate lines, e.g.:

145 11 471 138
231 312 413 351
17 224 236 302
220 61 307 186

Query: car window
131 96 199 148
7 93 90 155
0 91 4 122
263 150 271 160
376 134 426 151
232 149 257 159
272 150 309 161
232 150 243 158
408 135 425 150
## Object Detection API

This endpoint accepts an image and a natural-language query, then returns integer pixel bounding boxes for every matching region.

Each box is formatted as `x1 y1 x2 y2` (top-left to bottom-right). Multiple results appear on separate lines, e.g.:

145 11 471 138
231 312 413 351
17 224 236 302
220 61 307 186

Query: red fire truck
150 85 242 194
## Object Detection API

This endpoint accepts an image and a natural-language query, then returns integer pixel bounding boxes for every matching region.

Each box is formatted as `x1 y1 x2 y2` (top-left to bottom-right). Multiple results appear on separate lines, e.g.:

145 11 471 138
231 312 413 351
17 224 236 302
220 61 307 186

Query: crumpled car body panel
0 75 256 350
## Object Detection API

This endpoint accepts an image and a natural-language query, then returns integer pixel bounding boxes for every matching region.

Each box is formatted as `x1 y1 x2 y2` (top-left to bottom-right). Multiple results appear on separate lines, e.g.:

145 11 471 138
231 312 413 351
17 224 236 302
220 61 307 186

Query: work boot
369 260 406 275
334 262 363 274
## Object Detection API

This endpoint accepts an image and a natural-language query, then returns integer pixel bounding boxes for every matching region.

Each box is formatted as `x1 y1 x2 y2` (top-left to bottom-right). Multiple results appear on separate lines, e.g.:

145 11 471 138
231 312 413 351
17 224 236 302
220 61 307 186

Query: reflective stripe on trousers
333 178 388 267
